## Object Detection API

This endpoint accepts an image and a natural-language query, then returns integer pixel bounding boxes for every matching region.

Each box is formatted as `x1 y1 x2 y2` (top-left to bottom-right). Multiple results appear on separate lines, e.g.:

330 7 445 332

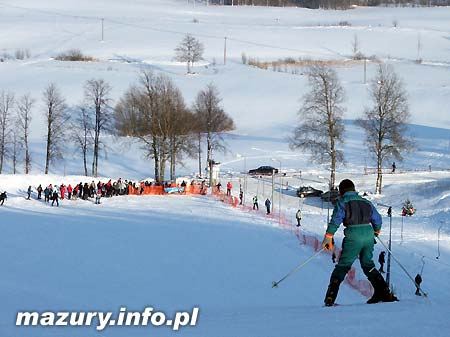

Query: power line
0 1 323 56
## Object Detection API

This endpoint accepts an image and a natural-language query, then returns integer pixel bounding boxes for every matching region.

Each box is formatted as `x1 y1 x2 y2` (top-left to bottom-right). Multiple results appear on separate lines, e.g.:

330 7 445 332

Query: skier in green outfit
322 179 398 306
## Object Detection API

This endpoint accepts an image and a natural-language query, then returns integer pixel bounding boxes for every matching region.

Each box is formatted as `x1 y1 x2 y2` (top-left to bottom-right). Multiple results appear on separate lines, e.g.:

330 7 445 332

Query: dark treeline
210 0 450 9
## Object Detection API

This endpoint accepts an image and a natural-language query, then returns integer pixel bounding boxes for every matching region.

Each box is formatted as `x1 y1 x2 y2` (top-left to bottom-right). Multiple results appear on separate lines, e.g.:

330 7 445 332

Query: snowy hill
0 1 450 336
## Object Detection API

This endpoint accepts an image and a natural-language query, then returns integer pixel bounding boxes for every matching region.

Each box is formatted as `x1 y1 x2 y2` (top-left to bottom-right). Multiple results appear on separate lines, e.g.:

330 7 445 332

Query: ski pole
375 236 428 297
272 247 325 288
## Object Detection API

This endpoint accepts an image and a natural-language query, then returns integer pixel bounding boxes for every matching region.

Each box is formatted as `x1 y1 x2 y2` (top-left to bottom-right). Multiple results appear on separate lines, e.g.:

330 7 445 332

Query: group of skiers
25 178 136 206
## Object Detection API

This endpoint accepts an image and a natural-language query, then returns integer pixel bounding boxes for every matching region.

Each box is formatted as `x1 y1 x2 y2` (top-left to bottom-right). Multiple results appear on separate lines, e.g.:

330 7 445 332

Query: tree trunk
45 116 51 175
376 153 383 194
207 131 213 186
0 137 4 174
24 123 30 174
83 144 88 177
92 106 100 177
160 136 167 182
152 136 160 183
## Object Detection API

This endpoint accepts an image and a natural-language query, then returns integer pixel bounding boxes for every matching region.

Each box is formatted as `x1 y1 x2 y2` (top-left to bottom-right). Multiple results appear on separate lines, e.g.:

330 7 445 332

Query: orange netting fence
126 183 374 298
128 184 207 196
216 193 374 298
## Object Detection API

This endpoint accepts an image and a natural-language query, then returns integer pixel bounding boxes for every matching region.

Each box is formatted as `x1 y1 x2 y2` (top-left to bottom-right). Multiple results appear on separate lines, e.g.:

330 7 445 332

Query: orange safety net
221 198 374 298
127 183 208 196
128 185 165 195
211 189 240 207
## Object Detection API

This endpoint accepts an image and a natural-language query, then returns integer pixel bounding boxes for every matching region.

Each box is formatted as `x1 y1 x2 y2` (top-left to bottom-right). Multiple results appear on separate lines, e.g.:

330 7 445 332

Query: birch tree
355 64 413 194
193 83 235 186
289 65 345 189
174 34 204 74
16 93 34 174
0 91 14 174
43 84 68 174
84 79 112 177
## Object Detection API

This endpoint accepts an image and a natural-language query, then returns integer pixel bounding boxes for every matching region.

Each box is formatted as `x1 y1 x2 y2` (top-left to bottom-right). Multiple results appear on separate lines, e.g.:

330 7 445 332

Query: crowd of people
22 178 141 206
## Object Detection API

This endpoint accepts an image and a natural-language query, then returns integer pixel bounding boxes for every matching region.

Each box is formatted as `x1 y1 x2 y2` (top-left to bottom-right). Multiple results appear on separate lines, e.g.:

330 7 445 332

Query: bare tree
12 128 20 174
174 34 204 74
71 105 93 176
355 64 413 194
16 93 34 174
289 65 345 188
193 83 235 186
0 90 14 174
115 71 198 182
43 84 68 174
84 79 112 177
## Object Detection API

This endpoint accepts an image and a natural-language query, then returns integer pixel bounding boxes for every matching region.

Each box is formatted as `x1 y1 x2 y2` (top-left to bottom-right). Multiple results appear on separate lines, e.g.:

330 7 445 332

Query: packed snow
0 1 450 336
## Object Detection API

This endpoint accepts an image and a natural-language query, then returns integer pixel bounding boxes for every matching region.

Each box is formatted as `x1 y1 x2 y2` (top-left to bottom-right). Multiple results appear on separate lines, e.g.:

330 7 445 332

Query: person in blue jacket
322 179 398 306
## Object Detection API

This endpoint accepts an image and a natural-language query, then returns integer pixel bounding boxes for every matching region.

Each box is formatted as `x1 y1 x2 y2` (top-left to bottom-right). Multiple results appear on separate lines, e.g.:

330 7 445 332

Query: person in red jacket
67 184 73 200
226 181 232 196
60 184 66 200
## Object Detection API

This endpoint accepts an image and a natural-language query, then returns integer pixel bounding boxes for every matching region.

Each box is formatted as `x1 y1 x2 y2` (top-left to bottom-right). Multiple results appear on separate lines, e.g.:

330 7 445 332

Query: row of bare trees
0 79 112 176
115 71 235 184
0 91 34 174
290 64 412 194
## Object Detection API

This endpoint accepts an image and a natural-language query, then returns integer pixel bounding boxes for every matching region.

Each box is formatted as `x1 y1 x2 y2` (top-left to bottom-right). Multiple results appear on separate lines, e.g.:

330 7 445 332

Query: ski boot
324 279 340 307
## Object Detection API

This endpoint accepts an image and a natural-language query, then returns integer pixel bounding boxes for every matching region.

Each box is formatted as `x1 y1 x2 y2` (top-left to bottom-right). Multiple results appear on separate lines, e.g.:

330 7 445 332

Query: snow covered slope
0 174 449 337
1 1 450 336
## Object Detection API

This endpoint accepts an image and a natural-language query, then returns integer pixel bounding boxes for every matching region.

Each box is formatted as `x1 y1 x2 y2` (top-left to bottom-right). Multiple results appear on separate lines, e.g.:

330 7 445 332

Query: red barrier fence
128 184 207 196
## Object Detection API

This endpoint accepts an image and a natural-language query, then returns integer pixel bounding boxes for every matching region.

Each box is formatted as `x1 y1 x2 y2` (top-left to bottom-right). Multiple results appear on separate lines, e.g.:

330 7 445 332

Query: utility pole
101 18 104 42
224 37 227 65
437 220 444 259
386 206 393 288
364 58 367 84
271 171 274 213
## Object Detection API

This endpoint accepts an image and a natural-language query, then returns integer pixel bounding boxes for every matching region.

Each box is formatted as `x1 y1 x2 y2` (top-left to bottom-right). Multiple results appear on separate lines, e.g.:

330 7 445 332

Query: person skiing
392 162 396 173
27 186 32 200
37 184 43 200
252 195 259 210
51 190 59 207
414 274 422 296
0 191 7 205
296 209 302 227
322 179 398 306
216 182 222 192
239 189 243 205
265 198 271 214
226 181 232 196
378 251 386 273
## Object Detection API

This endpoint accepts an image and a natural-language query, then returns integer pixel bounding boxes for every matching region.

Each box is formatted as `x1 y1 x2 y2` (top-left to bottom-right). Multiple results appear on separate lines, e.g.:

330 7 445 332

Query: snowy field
1 0 450 336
